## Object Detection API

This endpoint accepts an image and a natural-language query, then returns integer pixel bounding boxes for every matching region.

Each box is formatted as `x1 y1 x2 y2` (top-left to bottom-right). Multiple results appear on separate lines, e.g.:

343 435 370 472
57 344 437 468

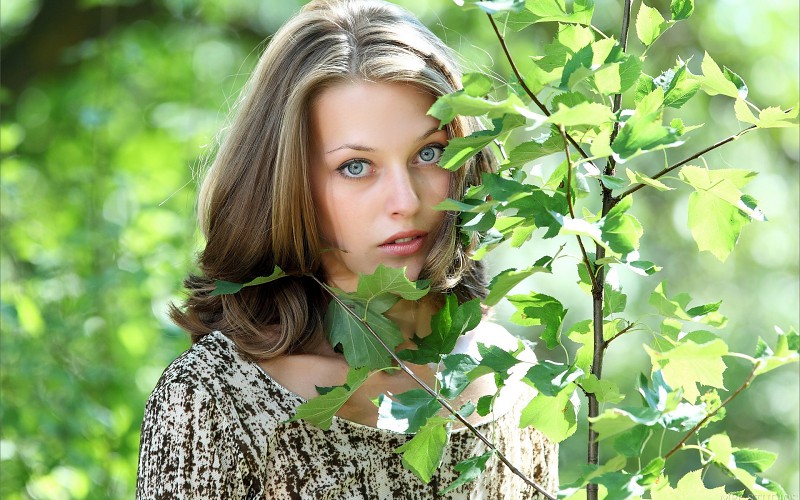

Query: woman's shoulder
149 332 237 394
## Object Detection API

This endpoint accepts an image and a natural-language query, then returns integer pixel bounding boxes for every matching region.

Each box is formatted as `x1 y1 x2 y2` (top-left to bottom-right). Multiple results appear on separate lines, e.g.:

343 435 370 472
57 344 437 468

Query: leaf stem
602 321 637 348
312 276 556 500
486 13 597 168
616 124 758 200
557 125 598 292
663 361 760 461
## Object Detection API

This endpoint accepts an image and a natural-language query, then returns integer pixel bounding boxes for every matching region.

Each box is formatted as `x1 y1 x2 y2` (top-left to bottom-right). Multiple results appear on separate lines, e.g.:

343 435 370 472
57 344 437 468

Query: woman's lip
379 232 428 256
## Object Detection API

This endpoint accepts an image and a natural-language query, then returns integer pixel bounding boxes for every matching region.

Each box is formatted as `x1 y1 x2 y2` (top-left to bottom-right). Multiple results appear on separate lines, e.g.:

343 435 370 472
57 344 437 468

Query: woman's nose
384 165 421 217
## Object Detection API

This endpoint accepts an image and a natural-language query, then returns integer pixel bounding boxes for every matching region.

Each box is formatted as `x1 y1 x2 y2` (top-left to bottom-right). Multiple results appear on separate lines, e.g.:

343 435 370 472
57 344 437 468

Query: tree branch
606 0 634 176
313 276 556 500
617 125 759 200
486 14 597 167
664 362 760 461
557 125 598 291
602 321 637 349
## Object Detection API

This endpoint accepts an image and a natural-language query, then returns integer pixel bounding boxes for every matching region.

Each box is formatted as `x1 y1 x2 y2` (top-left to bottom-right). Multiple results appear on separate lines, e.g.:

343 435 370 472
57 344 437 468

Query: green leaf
567 319 593 372
354 264 430 301
468 0 526 15
210 266 286 296
613 425 652 457
612 87 684 160
636 4 668 47
732 448 778 475
325 298 403 369
645 339 728 403
440 451 495 494
707 434 787 499
757 105 800 128
548 101 615 127
288 366 370 430
662 61 701 109
395 416 450 483
680 165 759 261
523 361 583 396
399 295 482 364
588 406 662 441
670 0 694 20
551 212 611 252
484 265 551 306
469 341 525 382
377 389 441 433
519 384 578 442
462 72 494 97
734 98 759 125
722 66 748 99
438 354 481 399
507 190 569 239
625 169 673 191
700 52 740 98
428 90 536 127
603 284 628 316
581 374 625 403
504 131 564 168
650 470 730 500
508 292 568 348
440 114 526 171
601 196 643 257
753 326 800 376
509 0 594 25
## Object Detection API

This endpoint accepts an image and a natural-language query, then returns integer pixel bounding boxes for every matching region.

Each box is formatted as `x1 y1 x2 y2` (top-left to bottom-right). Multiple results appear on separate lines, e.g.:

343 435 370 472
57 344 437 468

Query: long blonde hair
171 0 494 359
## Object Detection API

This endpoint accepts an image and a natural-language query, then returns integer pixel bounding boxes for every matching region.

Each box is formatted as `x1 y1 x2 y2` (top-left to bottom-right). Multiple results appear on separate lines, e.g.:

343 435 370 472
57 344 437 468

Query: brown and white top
137 331 558 499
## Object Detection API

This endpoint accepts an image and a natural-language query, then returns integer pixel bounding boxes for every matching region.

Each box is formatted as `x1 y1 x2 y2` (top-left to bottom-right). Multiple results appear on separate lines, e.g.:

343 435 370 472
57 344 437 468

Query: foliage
225 0 800 498
0 0 797 499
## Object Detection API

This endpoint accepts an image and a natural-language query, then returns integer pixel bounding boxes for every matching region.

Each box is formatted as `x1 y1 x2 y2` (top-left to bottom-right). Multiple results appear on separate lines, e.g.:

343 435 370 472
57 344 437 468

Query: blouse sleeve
136 381 250 499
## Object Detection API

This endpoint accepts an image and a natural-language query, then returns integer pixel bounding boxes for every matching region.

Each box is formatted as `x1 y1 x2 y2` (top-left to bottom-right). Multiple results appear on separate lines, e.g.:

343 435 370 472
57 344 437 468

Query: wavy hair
171 0 494 359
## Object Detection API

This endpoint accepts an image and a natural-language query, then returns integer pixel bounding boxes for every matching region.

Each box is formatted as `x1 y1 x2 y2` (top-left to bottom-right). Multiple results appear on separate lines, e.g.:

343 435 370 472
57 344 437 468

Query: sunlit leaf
484 265 551 306
700 52 740 98
636 4 668 47
519 384 578 442
523 360 583 396
210 266 286 296
288 367 370 430
377 389 441 433
670 0 694 20
650 470 732 500
508 292 568 348
395 416 450 483
645 338 728 403
440 451 495 493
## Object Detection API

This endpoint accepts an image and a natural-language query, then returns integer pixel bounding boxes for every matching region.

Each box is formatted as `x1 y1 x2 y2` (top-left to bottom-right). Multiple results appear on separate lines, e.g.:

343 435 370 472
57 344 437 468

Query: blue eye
416 145 444 165
338 160 370 178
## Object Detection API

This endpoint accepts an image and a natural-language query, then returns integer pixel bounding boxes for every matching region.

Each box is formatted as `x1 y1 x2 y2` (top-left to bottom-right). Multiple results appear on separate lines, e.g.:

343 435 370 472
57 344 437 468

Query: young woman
137 0 558 497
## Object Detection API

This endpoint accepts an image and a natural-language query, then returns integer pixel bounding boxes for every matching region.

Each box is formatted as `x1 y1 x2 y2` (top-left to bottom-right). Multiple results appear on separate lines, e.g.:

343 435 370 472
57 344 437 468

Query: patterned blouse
137 331 558 499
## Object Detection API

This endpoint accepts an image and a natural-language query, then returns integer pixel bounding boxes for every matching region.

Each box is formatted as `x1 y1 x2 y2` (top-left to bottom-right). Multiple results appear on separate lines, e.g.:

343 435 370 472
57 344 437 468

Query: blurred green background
1 0 797 498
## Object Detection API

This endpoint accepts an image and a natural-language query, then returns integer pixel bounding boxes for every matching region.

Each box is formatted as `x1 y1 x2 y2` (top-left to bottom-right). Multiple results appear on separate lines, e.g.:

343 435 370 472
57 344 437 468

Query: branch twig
606 0 633 176
486 14 597 168
664 362 760 460
616 124 757 200
312 276 556 500
557 125 597 291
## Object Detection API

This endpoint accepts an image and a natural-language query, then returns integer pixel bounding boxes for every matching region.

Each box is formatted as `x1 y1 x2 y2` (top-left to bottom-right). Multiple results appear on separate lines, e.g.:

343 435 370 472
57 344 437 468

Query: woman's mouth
379 232 428 256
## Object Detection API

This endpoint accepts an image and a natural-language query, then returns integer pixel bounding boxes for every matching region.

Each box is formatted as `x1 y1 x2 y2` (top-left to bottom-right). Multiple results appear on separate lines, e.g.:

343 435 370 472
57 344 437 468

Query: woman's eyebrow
325 127 444 155
417 127 444 141
325 144 376 155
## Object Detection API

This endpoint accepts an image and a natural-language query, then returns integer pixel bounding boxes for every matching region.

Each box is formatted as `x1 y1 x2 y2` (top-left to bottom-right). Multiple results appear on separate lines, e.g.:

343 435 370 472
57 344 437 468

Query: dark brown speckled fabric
137 331 558 499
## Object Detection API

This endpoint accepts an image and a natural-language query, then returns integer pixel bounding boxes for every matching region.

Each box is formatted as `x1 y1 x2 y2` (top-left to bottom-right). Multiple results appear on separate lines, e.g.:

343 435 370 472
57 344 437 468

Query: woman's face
309 81 452 292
